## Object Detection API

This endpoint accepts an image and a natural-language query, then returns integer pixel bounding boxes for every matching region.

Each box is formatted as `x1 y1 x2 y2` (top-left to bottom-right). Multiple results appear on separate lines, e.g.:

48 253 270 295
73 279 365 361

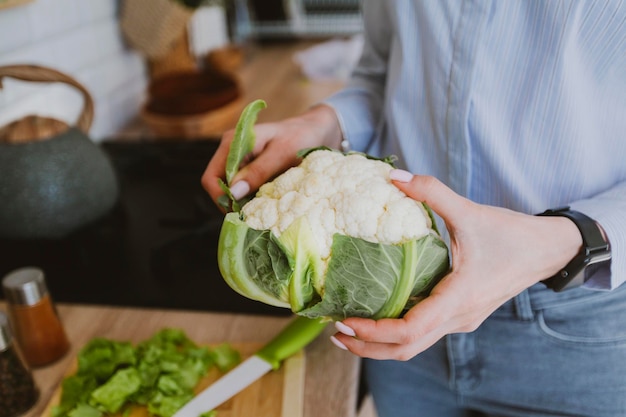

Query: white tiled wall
0 0 148 141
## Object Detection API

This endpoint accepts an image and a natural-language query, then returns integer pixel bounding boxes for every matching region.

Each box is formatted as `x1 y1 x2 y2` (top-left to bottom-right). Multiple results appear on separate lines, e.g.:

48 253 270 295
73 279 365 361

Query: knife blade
173 316 328 417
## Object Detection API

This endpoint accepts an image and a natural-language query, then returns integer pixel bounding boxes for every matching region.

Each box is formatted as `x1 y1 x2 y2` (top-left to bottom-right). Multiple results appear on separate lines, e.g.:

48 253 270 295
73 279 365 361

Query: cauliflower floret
377 198 430 243
242 197 279 231
241 149 431 259
302 149 344 173
276 191 313 233
261 166 306 199
332 190 383 242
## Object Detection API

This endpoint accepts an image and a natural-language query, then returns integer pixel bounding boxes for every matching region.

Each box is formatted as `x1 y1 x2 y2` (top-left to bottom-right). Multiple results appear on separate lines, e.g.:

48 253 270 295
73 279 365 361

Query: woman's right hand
201 104 343 209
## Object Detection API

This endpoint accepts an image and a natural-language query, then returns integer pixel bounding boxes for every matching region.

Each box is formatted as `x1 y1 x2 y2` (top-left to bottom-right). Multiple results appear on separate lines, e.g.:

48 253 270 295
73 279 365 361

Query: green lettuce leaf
54 375 99 415
66 404 102 417
210 343 242 372
55 329 239 417
89 368 141 413
77 338 137 382
147 392 193 417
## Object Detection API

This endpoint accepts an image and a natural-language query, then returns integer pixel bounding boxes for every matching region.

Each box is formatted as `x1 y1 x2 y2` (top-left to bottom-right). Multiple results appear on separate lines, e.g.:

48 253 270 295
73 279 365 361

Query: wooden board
40 343 305 417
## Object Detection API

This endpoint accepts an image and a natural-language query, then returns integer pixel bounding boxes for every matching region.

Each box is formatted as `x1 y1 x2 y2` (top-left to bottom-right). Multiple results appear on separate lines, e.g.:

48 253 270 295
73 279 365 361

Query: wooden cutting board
40 343 306 417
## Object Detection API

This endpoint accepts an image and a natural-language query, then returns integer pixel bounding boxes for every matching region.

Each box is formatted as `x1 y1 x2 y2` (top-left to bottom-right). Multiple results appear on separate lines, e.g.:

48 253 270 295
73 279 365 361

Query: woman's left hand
330 170 583 360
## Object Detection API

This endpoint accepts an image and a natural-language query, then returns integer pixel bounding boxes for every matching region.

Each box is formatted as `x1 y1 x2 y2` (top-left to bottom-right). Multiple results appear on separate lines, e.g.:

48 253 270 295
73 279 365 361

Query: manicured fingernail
389 169 413 183
335 321 356 337
330 335 348 350
230 181 250 200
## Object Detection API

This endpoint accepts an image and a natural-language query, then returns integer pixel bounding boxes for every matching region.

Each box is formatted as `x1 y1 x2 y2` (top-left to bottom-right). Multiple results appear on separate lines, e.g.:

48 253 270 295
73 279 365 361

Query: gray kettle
0 65 119 239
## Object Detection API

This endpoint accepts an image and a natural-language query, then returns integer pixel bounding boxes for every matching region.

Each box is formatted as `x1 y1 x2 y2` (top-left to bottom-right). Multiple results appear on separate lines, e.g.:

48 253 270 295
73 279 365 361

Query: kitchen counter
0 40 364 417
2 302 360 417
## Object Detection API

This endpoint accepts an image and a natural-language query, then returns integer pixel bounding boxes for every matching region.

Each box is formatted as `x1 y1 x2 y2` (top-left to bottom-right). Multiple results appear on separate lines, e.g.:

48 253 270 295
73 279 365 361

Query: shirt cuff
323 88 380 153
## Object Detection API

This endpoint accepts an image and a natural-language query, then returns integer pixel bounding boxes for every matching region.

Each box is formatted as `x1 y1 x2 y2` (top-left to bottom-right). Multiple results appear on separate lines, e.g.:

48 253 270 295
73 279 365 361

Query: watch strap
538 207 608 252
536 206 610 291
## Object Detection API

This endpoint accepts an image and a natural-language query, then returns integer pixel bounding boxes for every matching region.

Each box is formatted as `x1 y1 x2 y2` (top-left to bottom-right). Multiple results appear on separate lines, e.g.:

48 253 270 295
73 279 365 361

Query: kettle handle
0 65 94 134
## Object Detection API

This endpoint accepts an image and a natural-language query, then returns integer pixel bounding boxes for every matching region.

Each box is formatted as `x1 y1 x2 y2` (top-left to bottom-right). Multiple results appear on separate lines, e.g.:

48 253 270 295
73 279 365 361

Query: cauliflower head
217 148 449 321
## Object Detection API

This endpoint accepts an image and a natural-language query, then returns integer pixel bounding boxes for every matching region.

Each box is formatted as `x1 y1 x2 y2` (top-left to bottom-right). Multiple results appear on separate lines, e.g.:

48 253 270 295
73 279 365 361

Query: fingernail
330 335 348 350
230 181 250 200
335 321 356 337
389 169 413 183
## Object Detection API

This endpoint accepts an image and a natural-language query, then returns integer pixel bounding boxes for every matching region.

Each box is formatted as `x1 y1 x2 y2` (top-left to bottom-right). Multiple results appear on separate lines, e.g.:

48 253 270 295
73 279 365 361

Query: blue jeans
365 283 626 417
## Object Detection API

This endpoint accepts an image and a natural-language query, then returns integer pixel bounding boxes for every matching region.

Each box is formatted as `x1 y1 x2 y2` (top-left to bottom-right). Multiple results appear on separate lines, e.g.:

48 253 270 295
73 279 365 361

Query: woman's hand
201 104 343 208
331 170 583 360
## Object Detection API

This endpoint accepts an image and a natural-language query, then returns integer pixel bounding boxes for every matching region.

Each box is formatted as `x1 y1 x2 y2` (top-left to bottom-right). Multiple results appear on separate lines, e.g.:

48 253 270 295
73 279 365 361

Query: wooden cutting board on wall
40 343 306 417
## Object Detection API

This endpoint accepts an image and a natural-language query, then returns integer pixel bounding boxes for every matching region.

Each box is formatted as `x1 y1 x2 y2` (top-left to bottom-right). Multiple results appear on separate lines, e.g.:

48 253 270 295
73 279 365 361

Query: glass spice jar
0 311 39 417
2 267 70 367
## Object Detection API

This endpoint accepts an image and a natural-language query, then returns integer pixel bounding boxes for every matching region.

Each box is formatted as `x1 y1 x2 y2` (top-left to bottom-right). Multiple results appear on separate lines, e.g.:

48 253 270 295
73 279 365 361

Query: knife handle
257 316 328 369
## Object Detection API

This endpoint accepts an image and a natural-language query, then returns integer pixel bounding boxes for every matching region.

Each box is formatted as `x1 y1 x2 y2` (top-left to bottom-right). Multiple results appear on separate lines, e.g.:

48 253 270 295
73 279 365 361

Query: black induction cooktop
0 139 289 316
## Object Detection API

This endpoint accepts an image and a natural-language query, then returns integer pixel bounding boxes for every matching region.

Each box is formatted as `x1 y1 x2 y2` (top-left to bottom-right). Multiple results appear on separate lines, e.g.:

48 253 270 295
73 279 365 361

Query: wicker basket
140 70 244 139
148 28 198 80
141 96 243 139
120 0 193 59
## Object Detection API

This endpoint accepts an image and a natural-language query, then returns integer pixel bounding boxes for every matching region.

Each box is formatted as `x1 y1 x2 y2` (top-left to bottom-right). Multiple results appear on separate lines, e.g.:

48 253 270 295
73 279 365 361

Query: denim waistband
494 290 534 321
495 281 626 321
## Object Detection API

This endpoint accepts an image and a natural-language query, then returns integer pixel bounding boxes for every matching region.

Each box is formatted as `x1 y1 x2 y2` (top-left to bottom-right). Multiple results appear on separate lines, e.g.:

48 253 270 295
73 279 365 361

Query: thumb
230 135 303 199
389 170 472 222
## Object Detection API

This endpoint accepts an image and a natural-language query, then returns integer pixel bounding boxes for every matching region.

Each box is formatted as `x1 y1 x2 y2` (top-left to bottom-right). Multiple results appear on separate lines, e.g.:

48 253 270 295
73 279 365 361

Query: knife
173 316 328 417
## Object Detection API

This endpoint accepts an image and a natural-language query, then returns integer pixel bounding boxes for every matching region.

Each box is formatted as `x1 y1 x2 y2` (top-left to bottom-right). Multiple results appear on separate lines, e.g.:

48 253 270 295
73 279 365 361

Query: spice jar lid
0 311 12 351
2 267 48 306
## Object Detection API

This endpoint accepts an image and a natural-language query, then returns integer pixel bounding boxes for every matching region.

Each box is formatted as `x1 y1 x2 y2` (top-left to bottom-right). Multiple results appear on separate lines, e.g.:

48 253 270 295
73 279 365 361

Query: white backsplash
0 0 148 141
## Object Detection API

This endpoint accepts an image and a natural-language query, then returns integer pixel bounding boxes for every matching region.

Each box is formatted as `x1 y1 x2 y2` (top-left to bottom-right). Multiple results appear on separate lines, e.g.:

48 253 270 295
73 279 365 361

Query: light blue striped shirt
325 1 626 289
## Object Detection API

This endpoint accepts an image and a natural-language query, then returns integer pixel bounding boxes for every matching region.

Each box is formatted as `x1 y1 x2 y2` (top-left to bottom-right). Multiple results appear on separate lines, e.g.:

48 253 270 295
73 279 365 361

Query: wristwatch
537 207 611 291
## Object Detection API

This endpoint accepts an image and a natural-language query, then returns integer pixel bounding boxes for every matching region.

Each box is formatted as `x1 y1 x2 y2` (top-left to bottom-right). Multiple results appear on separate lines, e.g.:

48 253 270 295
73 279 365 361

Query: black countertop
0 139 290 317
